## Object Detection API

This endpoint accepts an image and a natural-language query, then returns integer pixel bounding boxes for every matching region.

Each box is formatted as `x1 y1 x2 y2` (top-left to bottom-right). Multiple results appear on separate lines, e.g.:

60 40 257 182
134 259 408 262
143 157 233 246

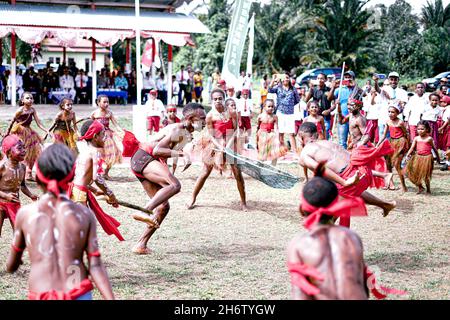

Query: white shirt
172 80 180 95
293 100 307 121
75 74 88 89
375 91 390 125
145 98 166 117
421 105 441 122
403 94 427 126
156 77 167 91
362 94 380 120
382 86 409 104
176 70 189 85
237 98 253 117
242 76 252 90
143 76 156 89
60 74 75 90
7 75 23 88
442 107 450 122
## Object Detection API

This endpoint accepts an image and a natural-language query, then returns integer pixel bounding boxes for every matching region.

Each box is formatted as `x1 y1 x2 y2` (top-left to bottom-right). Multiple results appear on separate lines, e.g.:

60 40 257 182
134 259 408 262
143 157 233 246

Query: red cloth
389 126 405 139
2 134 20 154
213 119 234 139
300 195 367 230
409 125 417 141
147 116 160 132
416 140 432 156
67 184 124 241
122 130 141 157
287 262 325 296
337 139 394 227
259 122 274 133
78 120 104 141
365 119 379 143
35 164 75 196
28 279 94 300
364 266 406 299
295 120 303 135
0 201 20 224
239 116 251 130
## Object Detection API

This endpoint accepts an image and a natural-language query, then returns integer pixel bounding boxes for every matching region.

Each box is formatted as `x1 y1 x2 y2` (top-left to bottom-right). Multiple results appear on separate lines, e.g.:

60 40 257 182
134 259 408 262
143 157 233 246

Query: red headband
2 135 21 154
167 107 177 112
36 164 76 196
78 120 104 141
300 194 367 229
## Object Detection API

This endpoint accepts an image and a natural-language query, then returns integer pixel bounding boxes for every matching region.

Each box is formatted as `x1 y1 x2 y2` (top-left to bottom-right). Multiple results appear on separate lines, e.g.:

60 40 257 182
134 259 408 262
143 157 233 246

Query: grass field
0 161 448 300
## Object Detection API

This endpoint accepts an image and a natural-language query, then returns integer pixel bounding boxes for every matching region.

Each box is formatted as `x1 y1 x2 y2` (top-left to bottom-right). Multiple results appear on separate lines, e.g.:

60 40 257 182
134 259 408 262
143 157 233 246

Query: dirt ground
0 104 448 300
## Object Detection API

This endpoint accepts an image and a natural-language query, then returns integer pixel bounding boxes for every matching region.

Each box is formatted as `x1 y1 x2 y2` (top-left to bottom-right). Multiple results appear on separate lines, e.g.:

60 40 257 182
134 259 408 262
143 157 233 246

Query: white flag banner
221 0 252 87
246 13 255 76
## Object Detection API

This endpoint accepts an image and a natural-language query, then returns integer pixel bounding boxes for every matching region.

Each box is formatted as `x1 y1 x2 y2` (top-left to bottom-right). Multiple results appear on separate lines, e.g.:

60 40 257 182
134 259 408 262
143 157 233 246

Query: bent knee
170 181 182 194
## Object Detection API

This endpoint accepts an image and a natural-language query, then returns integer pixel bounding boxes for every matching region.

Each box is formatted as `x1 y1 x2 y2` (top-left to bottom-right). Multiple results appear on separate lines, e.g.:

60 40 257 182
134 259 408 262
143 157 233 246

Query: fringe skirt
53 128 78 154
193 132 228 173
405 153 433 186
387 137 408 168
98 129 123 168
257 130 287 161
10 124 42 168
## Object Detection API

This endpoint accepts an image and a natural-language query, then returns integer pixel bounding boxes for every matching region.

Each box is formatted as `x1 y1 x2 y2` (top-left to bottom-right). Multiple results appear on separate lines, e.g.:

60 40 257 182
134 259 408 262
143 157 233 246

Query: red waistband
28 279 94 300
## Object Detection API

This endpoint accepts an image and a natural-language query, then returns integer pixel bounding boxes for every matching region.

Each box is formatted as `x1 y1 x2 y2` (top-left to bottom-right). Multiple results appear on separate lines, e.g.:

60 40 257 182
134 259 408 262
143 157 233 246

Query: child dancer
438 98 450 170
48 98 80 154
422 93 442 156
304 101 325 140
0 135 38 237
377 103 409 192
90 95 124 180
256 99 287 165
5 92 49 180
405 121 439 194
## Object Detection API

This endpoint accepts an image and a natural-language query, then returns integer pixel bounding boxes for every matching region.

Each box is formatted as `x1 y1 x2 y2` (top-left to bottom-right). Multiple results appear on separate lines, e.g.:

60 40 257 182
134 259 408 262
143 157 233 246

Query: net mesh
223 147 301 189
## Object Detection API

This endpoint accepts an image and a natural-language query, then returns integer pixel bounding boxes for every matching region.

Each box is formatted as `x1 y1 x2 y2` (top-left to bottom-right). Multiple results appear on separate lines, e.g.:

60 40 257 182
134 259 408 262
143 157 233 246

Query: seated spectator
75 69 89 104
42 68 60 100
59 67 76 100
114 71 129 105
23 66 41 100
97 68 109 89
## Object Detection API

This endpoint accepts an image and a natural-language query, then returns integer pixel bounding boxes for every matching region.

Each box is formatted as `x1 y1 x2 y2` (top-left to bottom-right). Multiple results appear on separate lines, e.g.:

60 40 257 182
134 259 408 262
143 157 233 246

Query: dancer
422 93 442 153
377 104 409 192
237 88 253 147
68 120 126 241
90 95 124 180
47 98 80 154
5 92 49 180
187 89 248 211
0 135 38 237
256 99 287 165
405 121 439 194
298 122 396 227
304 101 326 140
6 144 114 300
129 103 206 254
287 162 405 300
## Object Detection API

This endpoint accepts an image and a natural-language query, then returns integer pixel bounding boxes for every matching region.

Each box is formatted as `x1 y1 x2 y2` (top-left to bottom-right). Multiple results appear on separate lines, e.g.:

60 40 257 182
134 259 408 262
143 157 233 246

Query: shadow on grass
365 250 449 272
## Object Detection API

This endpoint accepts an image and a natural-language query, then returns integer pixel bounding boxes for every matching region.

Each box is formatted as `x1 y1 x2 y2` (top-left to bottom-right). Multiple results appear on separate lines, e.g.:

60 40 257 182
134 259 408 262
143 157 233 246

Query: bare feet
240 203 248 212
382 201 396 217
416 187 424 195
384 172 394 189
132 212 160 228
186 200 196 210
401 186 408 193
132 246 152 255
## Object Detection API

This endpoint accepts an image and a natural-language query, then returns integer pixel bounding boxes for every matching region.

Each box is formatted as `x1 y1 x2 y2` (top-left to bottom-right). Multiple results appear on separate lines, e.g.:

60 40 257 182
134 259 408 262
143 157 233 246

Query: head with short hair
182 102 206 132
429 93 440 107
59 98 73 111
298 122 318 146
263 98 275 114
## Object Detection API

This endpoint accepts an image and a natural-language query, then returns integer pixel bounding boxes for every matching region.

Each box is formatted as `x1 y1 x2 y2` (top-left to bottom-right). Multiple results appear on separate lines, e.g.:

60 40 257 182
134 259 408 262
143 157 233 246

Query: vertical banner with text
221 0 252 87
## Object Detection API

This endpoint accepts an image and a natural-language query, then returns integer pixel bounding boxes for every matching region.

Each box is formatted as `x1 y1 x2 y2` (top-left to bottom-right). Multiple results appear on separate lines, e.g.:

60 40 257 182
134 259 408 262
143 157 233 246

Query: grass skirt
53 129 78 154
98 129 123 168
193 131 229 172
387 137 408 168
257 130 287 161
10 124 42 167
405 154 433 186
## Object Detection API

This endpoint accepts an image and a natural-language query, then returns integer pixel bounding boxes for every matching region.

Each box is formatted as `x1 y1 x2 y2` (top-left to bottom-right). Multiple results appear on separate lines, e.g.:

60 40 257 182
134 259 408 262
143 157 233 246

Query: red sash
28 279 94 300
287 262 325 296
0 201 21 224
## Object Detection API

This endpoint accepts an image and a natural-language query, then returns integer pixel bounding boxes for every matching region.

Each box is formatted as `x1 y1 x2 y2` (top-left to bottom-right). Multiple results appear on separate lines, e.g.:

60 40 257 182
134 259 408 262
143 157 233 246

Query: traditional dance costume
387 126 408 168
405 140 434 187
256 121 287 161
0 201 20 224
28 278 94 300
10 111 42 168
52 118 78 153
91 114 123 169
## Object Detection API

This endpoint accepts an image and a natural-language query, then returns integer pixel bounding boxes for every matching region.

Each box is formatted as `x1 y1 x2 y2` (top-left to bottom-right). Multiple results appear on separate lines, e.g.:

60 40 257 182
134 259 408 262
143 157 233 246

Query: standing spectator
268 72 300 152
242 72 253 99
171 75 180 105
226 85 237 101
211 67 221 89
334 70 357 149
293 84 307 135
374 72 408 116
7 69 24 104
193 69 203 103
23 66 41 100
260 74 270 110
59 67 76 100
217 79 227 91
145 89 166 135
142 71 156 104
42 68 59 101
156 71 168 105
362 87 381 143
75 69 89 104
237 89 254 148
403 82 428 141
305 73 335 140
176 65 189 106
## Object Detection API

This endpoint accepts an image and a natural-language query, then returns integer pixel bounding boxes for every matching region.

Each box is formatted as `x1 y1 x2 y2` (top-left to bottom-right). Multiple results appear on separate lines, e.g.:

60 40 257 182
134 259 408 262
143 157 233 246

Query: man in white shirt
171 75 180 105
145 89 166 135
75 69 89 104
403 82 428 140
362 87 380 143
237 88 253 147
226 85 237 102
176 65 189 106
375 79 392 139
6 69 24 103
59 67 76 100
375 72 408 118
142 71 156 104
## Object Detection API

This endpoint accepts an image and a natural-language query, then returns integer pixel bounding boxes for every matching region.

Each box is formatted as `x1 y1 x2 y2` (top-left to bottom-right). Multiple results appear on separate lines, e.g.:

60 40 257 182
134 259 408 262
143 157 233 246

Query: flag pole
332 61 346 141
135 0 142 106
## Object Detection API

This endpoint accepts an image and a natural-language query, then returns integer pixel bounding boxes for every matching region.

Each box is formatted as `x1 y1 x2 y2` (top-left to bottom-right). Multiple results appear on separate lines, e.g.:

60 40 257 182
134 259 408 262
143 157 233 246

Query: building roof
0 3 210 34
41 38 109 53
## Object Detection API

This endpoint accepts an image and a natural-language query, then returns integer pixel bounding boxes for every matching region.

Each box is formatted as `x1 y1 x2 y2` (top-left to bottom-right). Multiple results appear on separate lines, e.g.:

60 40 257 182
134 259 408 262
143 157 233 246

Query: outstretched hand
345 170 362 187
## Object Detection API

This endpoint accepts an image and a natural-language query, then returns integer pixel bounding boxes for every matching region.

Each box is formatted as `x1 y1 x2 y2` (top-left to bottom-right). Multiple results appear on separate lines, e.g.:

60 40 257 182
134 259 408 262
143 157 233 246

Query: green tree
420 0 450 30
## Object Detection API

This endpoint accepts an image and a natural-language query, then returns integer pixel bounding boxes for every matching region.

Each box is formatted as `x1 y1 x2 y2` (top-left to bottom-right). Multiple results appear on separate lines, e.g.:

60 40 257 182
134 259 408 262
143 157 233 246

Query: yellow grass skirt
257 130 287 161
53 128 78 154
98 129 123 168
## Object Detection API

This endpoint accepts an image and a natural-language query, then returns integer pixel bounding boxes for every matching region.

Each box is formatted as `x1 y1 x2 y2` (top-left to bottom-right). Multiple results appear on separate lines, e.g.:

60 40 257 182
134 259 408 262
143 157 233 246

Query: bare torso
147 123 192 153
287 225 368 300
300 140 350 174
349 113 366 144
72 147 97 188
0 161 26 201
16 194 94 293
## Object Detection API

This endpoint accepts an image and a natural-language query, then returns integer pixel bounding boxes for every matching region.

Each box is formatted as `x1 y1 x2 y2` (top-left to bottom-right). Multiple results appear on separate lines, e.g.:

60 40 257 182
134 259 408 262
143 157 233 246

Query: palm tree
420 0 450 30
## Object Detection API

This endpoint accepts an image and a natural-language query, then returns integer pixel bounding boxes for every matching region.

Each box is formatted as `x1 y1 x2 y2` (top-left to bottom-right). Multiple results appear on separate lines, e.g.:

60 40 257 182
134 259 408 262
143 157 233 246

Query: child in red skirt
405 121 439 194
